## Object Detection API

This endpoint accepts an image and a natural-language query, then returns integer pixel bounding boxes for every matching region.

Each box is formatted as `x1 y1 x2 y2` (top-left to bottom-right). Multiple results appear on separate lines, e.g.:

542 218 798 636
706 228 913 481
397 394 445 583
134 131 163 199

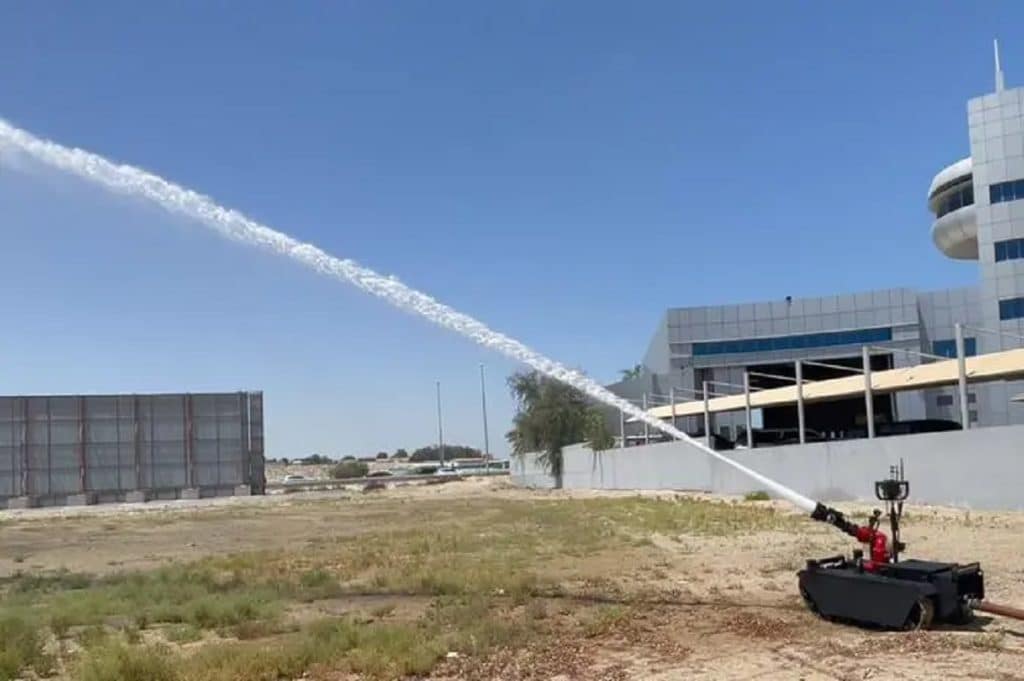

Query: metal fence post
795 360 806 445
435 381 445 465
862 346 875 439
955 322 970 429
670 387 677 431
78 397 87 494
703 381 711 449
479 364 491 465
642 393 650 445
184 394 195 489
619 409 625 449
743 371 754 449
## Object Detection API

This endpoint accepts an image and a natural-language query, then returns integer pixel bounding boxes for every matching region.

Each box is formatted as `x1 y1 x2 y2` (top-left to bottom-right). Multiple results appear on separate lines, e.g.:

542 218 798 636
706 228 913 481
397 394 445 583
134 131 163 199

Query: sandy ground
2 478 1023 680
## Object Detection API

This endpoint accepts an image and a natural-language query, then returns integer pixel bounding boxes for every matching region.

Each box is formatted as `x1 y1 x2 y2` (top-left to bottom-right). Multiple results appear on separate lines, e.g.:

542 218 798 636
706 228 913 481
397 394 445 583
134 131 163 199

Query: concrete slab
233 484 252 497
7 496 36 509
66 493 96 506
180 488 201 500
125 490 149 504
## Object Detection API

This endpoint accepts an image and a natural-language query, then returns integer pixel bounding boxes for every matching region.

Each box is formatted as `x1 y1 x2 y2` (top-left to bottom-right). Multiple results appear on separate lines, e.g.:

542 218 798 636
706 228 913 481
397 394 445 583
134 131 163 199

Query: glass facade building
609 59 1024 438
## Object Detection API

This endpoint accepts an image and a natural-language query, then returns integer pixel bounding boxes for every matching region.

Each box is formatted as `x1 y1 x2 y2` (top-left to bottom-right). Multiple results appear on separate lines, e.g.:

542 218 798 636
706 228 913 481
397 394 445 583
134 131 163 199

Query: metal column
702 381 711 449
955 323 970 429
184 394 195 488
133 395 143 490
479 364 491 465
20 398 29 497
619 409 626 449
795 361 806 445
435 381 445 465
743 371 753 449
670 388 677 430
642 393 650 445
77 397 88 494
862 347 875 439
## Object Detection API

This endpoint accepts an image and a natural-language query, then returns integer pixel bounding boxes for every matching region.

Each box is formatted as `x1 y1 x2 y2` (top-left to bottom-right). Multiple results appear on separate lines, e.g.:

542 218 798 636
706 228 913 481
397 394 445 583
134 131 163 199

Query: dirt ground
1 478 1023 680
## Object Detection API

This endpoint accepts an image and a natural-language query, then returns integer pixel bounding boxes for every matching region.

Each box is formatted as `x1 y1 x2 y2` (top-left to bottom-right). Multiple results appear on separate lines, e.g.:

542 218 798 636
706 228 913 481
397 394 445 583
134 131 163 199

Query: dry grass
0 493 797 680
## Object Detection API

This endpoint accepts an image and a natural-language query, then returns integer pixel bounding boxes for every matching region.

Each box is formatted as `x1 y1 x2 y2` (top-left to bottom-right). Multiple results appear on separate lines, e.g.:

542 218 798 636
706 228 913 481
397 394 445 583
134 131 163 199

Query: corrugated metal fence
0 391 265 507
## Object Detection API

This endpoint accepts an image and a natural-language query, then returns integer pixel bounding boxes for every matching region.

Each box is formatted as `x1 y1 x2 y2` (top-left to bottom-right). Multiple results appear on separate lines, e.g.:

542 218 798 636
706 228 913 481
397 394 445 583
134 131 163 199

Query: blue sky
0 2 1014 458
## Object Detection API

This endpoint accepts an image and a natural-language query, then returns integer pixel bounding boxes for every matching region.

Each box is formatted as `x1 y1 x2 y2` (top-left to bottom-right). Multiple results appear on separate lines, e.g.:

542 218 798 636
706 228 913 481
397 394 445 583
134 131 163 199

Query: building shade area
747 355 894 438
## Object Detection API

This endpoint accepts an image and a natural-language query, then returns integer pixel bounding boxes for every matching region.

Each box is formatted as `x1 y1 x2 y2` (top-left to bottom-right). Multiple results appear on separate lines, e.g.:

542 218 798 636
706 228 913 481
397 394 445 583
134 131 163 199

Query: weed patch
0 613 52 681
76 640 177 681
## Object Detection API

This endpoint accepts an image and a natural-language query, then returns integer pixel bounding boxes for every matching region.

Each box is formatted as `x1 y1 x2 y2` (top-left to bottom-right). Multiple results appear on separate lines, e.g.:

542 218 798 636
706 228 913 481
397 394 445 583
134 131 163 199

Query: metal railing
619 320 999 451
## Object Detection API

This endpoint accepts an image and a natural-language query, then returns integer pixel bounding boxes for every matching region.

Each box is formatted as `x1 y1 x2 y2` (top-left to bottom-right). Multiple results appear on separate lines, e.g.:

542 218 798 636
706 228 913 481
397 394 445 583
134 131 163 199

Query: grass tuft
164 623 202 644
580 605 628 638
0 613 52 681
76 641 178 681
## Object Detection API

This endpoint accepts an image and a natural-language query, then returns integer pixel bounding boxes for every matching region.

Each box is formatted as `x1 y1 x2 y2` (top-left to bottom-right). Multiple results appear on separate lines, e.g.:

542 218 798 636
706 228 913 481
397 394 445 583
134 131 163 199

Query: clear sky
0 2 1015 458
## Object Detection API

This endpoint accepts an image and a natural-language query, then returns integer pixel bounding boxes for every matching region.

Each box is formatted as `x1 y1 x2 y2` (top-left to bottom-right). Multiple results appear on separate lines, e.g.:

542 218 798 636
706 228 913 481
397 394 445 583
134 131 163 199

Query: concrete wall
512 425 1024 510
0 391 265 507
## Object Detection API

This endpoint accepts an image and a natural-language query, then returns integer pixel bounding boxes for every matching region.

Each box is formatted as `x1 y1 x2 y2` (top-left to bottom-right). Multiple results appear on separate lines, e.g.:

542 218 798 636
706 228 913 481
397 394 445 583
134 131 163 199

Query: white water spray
0 118 816 513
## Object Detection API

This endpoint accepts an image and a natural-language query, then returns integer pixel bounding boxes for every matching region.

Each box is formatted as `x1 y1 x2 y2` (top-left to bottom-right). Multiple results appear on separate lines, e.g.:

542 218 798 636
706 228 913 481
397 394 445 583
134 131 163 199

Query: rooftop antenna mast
995 38 1006 92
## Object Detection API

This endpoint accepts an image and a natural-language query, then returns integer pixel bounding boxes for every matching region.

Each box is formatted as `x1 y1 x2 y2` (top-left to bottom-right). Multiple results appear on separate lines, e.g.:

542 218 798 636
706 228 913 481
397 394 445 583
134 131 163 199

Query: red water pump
810 467 907 572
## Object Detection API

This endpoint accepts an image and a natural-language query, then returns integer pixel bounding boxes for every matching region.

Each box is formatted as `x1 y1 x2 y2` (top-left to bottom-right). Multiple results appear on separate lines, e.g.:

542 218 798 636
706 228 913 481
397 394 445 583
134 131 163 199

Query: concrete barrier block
180 488 201 500
66 493 96 506
7 496 36 510
233 484 252 497
125 490 149 504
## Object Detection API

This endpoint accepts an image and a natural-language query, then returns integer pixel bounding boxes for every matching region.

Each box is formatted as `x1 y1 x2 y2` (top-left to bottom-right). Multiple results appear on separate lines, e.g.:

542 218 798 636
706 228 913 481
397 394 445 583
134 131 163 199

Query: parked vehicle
847 419 961 439
751 428 826 447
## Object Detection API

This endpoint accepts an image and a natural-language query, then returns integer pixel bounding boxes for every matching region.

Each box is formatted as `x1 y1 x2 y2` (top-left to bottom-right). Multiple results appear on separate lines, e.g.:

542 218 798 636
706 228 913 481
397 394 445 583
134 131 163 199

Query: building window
932 338 977 357
938 393 975 407
990 178 1024 205
936 183 974 218
691 327 892 357
995 238 1024 262
969 410 979 423
999 297 1024 320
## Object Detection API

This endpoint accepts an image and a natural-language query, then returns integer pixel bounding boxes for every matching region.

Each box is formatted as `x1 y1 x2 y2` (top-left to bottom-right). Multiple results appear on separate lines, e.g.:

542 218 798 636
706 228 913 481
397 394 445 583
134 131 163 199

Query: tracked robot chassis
797 462 985 630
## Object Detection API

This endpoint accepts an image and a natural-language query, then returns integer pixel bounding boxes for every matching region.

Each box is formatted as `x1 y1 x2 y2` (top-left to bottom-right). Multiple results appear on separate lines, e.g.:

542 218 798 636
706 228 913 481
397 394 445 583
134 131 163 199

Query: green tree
393 448 409 459
585 410 616 452
506 370 613 488
409 445 481 462
330 460 369 479
619 364 643 380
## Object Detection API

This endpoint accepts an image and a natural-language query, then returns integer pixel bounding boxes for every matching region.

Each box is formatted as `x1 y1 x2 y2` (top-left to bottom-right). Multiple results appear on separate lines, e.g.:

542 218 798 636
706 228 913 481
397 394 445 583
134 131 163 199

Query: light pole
479 363 490 470
435 381 445 466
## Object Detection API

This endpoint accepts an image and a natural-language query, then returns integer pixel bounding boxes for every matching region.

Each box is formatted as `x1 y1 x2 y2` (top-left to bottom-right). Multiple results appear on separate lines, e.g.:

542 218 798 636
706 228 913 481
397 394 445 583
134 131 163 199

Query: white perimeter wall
511 425 1024 510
